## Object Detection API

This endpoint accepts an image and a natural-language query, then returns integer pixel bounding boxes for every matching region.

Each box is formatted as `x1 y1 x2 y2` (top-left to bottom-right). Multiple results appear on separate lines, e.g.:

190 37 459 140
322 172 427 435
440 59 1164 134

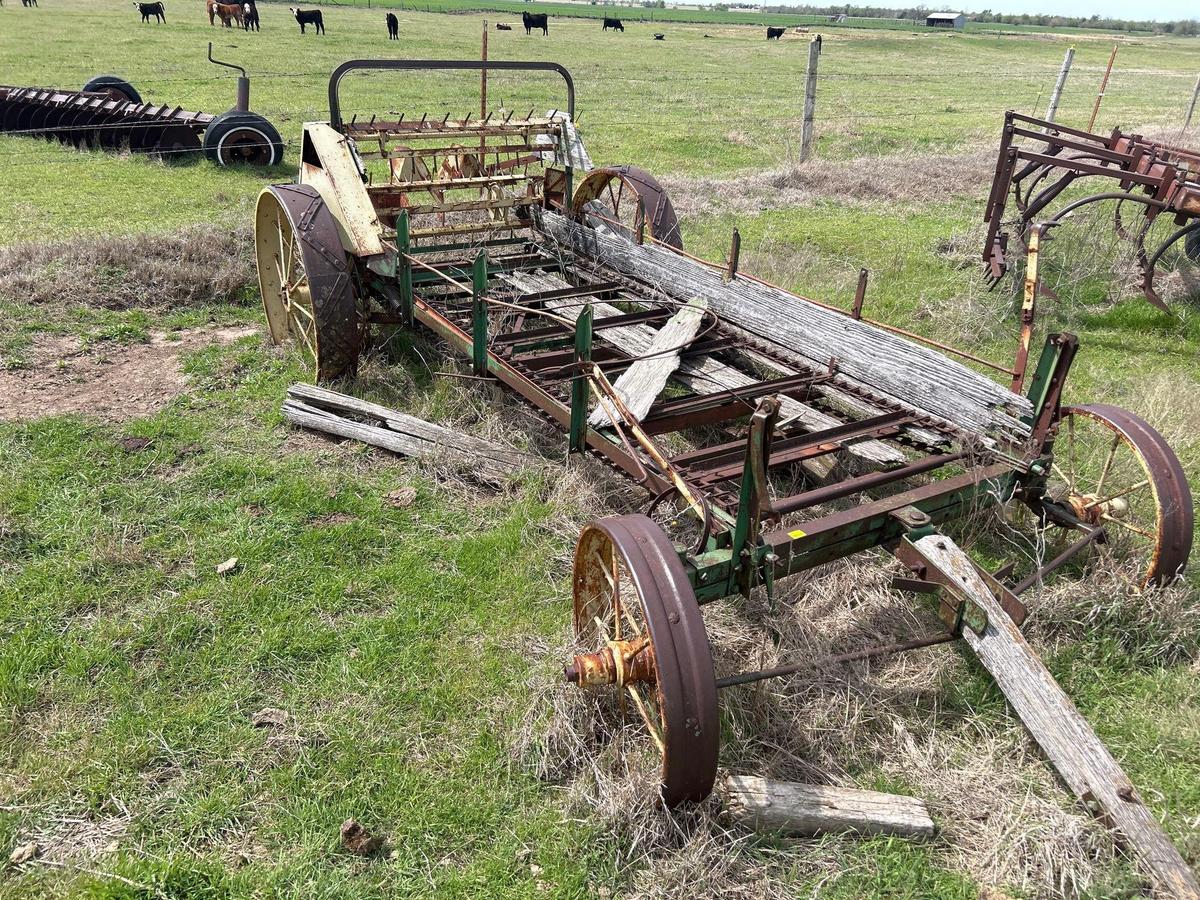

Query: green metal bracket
397 210 414 328
729 398 780 597
471 250 489 377
568 303 593 453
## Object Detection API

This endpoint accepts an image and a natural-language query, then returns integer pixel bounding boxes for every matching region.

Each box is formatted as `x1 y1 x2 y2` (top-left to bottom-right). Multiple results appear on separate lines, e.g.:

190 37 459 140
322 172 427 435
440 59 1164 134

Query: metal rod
1087 44 1118 133
1011 526 1105 595
851 268 868 319
1185 74 1200 131
716 632 957 689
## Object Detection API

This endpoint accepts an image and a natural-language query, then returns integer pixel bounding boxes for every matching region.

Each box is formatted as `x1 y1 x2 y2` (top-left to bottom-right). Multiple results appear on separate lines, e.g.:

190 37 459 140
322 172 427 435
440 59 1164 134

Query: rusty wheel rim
1046 404 1192 587
571 166 683 250
254 185 361 382
571 514 718 806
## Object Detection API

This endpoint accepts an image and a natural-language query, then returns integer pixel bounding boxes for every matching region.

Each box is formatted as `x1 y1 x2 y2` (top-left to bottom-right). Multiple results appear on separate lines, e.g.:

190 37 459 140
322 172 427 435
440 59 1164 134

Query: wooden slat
910 534 1200 899
368 173 536 193
723 775 935 838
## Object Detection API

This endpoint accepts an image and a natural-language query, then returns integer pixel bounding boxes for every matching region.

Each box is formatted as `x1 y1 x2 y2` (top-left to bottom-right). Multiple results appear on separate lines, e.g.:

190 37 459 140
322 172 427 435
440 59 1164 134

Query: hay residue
0 226 256 311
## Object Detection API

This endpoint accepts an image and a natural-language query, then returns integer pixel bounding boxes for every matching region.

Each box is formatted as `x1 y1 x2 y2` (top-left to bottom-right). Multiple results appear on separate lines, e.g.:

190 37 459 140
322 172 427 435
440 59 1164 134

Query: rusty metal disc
255 184 362 382
572 514 719 806
1045 404 1192 587
571 165 683 250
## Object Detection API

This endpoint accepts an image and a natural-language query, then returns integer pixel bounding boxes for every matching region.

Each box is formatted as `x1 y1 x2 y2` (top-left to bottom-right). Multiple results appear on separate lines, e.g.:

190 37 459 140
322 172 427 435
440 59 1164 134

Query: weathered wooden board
588 298 706 427
723 775 935 838
535 210 1031 444
911 534 1200 899
284 384 528 482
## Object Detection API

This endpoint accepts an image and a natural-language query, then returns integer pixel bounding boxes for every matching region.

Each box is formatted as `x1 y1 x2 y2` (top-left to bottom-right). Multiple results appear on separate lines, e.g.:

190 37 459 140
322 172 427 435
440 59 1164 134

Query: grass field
1 1 1198 897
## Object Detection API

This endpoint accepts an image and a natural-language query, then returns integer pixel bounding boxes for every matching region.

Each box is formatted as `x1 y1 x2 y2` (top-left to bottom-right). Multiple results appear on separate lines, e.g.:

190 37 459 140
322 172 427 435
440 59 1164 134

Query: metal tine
441 112 450 126
351 114 357 125
503 109 514 124
420 112 428 127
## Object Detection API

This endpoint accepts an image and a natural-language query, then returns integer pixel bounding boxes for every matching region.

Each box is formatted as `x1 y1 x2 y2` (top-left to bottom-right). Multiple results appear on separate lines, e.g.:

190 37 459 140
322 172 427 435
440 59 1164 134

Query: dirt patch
0 326 258 423
0 226 255 311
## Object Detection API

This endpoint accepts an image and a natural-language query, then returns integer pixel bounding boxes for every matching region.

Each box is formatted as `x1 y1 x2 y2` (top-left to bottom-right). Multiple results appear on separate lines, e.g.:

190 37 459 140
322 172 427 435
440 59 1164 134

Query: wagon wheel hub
565 637 657 688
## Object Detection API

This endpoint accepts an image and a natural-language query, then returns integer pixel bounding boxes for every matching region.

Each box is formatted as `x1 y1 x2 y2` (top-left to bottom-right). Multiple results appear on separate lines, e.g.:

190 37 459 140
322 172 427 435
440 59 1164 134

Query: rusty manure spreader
254 60 1196 892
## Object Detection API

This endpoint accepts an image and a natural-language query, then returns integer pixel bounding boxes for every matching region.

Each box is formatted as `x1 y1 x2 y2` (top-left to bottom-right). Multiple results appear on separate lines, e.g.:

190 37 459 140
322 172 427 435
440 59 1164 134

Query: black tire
1185 227 1200 263
81 75 142 104
203 111 284 167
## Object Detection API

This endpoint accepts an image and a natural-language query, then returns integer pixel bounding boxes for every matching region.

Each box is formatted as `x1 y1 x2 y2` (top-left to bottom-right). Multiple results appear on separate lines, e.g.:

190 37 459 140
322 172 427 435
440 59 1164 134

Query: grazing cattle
386 11 398 38
653 32 665 40
495 22 512 30
289 7 325 34
521 11 547 35
602 17 623 31
766 26 784 39
22 0 38 7
210 1 243 26
134 1 166 22
243 1 259 30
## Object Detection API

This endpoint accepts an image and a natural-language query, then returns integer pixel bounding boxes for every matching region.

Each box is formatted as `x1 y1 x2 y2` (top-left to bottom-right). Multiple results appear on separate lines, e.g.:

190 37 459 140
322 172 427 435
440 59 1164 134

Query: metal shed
926 11 966 28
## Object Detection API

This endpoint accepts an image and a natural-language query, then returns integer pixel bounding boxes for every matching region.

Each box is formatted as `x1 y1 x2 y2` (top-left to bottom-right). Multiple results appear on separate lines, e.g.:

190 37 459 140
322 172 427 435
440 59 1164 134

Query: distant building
926 11 965 28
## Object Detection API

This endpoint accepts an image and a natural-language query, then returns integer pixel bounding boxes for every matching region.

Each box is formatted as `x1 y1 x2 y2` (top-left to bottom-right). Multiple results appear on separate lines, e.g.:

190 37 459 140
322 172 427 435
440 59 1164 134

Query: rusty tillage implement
255 60 1197 894
984 110 1200 308
0 45 283 165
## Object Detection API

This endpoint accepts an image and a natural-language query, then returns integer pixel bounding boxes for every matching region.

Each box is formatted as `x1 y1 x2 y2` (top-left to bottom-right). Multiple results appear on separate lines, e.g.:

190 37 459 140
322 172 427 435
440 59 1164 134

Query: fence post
1045 46 1074 124
800 36 821 162
1185 75 1200 131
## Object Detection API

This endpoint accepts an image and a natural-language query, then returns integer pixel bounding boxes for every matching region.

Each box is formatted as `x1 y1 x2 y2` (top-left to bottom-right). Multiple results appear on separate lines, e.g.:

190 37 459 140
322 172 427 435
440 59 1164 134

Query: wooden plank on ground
723 775 935 838
283 384 528 483
910 534 1200 899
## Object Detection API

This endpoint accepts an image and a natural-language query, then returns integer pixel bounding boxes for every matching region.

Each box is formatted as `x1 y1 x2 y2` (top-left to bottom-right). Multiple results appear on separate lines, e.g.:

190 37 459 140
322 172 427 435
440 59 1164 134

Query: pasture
1 1 1198 897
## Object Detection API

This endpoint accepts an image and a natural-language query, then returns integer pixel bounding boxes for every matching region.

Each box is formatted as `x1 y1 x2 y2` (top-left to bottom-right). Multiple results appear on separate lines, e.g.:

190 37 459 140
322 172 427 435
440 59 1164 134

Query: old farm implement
984 110 1200 309
0 46 283 165
256 61 1197 894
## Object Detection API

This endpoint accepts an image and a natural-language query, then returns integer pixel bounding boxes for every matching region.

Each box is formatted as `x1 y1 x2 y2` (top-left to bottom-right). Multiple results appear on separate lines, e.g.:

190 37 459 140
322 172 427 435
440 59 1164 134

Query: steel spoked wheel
572 165 683 250
1046 404 1192 587
255 184 361 382
566 514 718 807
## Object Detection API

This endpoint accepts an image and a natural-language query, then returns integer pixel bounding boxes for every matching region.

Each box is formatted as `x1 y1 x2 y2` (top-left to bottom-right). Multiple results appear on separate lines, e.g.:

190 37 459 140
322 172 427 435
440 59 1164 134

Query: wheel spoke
1095 433 1121 497
1086 479 1150 508
1066 414 1078 492
1101 515 1154 539
626 684 665 755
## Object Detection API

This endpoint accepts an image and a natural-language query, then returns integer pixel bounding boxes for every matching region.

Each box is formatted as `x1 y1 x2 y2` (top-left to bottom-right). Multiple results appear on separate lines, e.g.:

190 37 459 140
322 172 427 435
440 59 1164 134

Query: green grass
1 1 1198 897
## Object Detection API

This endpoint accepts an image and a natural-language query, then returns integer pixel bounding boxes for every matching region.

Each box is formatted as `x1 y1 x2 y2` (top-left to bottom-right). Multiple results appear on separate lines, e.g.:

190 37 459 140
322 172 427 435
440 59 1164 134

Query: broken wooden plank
589 298 706 427
283 384 528 482
535 210 1032 445
501 271 907 472
909 534 1200 899
723 775 935 839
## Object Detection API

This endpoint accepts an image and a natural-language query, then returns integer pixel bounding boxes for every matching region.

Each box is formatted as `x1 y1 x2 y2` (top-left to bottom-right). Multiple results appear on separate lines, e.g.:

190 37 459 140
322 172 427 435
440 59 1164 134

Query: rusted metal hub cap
1048 404 1192 587
570 514 719 807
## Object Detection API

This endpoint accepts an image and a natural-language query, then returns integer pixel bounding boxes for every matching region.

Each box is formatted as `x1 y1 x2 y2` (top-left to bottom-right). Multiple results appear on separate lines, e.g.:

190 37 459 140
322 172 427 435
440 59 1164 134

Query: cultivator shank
984 111 1200 307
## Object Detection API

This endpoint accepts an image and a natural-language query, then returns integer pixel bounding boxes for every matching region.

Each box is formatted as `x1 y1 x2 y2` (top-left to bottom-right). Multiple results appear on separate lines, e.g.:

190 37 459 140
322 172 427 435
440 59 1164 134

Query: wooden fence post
800 36 821 162
1185 74 1200 131
1045 46 1074 124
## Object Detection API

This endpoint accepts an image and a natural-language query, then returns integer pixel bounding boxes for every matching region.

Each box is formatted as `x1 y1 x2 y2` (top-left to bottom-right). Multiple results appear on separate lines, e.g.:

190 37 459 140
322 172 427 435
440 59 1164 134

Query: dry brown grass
0 226 256 311
663 145 996 220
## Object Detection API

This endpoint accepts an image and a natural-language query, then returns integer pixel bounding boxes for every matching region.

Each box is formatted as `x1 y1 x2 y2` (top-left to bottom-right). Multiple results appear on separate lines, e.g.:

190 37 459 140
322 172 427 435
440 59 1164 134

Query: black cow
289 6 324 33
243 1 260 30
521 11 547 35
766 26 784 39
602 17 623 31
653 32 665 40
495 22 512 30
22 0 38 7
134 1 166 22
386 11 398 38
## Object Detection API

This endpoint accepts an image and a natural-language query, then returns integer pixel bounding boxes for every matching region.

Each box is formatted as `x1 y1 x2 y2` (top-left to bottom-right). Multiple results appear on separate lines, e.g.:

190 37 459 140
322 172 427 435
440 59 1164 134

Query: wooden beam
589 298 706 427
283 385 529 483
722 775 935 839
908 534 1200 899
